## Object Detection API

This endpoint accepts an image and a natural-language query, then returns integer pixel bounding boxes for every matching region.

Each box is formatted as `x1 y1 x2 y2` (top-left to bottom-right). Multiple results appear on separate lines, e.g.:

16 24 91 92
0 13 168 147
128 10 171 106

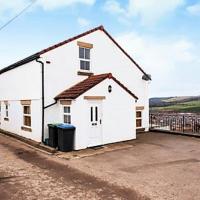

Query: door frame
87 99 103 147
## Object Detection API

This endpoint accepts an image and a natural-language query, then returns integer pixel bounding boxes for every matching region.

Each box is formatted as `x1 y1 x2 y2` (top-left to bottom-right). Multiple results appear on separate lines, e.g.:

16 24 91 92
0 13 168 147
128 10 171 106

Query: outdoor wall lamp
108 85 112 93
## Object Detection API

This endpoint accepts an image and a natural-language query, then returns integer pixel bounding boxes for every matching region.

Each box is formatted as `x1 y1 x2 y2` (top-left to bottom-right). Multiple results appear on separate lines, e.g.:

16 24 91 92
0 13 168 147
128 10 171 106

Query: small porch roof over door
55 73 138 100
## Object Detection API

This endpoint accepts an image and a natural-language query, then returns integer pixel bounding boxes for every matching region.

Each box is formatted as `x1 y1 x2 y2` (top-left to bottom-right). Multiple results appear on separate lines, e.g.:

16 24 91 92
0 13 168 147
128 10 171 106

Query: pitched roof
55 73 138 100
0 25 151 80
38 26 103 55
0 54 40 75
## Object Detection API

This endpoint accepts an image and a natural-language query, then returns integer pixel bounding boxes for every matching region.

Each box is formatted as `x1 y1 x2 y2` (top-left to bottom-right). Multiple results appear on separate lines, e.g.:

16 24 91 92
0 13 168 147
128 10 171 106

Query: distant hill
150 96 200 107
150 96 200 113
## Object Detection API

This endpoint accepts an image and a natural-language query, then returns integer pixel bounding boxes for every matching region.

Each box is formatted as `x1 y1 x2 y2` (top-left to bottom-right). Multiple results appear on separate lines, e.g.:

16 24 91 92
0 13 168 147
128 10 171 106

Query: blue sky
0 0 200 97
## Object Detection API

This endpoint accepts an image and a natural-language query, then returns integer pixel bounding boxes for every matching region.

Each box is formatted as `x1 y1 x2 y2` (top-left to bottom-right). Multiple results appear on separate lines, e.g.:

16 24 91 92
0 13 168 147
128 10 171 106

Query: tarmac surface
0 133 147 200
1 132 200 199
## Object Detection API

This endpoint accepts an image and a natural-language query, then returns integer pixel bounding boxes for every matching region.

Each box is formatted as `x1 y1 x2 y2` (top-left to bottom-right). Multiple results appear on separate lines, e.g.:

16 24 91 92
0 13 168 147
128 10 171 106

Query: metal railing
150 113 200 135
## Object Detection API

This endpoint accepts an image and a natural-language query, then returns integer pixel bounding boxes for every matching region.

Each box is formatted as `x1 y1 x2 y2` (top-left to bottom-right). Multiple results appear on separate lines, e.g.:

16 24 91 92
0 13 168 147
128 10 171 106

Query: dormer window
77 41 93 72
79 47 90 71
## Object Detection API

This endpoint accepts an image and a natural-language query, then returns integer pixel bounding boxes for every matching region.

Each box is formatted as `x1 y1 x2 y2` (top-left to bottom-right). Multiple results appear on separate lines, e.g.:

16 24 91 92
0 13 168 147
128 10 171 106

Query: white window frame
63 106 71 124
136 110 142 128
79 47 91 71
23 105 31 128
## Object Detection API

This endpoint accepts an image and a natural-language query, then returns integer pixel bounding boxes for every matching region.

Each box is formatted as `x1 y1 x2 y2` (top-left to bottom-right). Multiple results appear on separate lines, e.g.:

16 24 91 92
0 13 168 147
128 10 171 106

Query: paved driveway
0 134 143 200
68 132 200 200
1 132 200 200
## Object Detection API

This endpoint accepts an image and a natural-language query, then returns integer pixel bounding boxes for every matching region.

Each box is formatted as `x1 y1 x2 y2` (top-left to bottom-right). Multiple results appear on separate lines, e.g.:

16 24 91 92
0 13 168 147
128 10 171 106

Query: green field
150 100 200 113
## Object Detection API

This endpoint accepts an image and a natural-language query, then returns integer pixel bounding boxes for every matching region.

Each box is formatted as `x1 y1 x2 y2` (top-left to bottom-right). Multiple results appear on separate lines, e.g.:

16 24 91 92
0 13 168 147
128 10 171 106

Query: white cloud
116 31 199 96
77 17 90 27
104 0 125 15
129 0 185 24
117 32 195 73
104 0 185 25
0 0 95 19
36 0 95 10
187 3 200 16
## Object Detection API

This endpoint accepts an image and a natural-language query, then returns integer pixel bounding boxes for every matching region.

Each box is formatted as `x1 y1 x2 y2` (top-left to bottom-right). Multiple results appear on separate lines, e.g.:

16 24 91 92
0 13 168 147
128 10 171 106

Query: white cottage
0 25 151 150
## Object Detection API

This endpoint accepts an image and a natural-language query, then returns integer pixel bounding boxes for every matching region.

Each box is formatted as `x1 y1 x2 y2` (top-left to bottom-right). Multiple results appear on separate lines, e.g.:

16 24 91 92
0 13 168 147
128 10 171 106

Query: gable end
0 25 151 80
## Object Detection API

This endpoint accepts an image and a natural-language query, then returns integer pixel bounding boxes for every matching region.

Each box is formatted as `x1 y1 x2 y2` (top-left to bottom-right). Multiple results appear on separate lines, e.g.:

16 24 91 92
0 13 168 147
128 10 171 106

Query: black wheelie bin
48 123 61 148
57 124 76 152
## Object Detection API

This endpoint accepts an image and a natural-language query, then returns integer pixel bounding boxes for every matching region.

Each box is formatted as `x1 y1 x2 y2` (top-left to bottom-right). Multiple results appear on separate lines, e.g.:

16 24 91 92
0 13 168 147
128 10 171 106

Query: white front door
88 101 103 147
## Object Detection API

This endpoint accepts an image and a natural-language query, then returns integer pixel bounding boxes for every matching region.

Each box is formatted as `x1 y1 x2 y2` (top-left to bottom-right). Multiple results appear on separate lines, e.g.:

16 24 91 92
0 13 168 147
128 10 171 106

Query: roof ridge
38 25 104 55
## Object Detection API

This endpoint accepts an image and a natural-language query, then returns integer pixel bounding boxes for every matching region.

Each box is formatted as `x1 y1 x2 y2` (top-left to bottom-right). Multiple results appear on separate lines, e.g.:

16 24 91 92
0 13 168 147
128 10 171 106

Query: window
23 105 31 127
90 107 93 122
63 106 71 124
90 106 100 126
6 105 8 117
79 47 90 71
90 106 98 122
136 111 142 128
4 103 9 120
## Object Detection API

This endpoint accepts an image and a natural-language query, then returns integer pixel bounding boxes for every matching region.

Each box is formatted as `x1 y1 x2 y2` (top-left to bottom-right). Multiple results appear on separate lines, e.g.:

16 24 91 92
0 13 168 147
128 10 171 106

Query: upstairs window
79 47 90 71
77 41 93 72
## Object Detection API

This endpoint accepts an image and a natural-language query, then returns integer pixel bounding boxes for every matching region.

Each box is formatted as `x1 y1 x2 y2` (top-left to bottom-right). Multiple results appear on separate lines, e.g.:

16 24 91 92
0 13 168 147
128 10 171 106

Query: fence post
183 115 185 133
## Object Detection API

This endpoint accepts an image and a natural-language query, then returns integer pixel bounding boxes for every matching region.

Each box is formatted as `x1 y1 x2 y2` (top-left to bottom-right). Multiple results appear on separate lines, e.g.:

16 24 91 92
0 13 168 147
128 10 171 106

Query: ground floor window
4 102 9 121
23 105 31 127
63 106 71 124
136 110 142 128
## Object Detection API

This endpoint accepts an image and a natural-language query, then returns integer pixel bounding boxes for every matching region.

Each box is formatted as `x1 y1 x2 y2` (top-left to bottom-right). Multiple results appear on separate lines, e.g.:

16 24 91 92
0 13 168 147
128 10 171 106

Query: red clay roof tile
55 73 138 100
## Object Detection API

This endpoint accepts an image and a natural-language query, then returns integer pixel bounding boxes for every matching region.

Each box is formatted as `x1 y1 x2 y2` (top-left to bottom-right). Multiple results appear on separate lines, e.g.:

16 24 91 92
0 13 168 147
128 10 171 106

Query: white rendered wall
0 61 42 142
0 100 42 142
71 79 136 150
44 103 60 139
0 28 150 143
0 62 41 100
41 29 149 136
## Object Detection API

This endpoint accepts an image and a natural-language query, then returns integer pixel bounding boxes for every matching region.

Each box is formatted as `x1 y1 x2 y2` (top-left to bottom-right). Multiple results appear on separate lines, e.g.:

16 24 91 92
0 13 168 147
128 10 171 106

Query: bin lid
48 123 62 128
57 123 76 130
